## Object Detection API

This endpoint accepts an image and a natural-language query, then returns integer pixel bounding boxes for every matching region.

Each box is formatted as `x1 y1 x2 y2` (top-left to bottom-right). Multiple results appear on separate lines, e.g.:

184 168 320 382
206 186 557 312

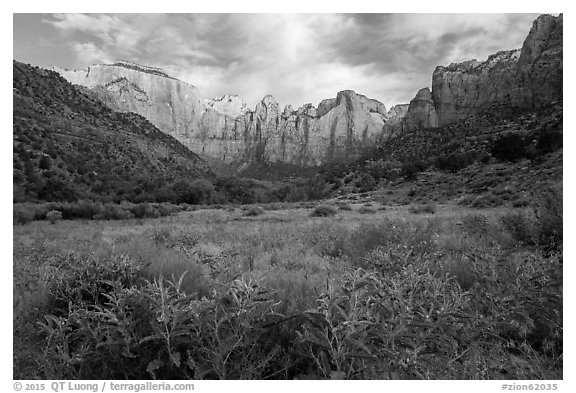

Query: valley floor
13 200 562 380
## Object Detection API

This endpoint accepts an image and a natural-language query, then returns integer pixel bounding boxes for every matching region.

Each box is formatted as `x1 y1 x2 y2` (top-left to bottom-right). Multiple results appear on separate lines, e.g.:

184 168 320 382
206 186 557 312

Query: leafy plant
46 210 62 224
243 206 264 217
310 205 337 217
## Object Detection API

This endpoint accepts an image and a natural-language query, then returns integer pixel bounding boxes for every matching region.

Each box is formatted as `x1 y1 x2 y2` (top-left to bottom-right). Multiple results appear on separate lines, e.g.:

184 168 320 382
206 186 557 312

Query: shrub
46 210 62 224
354 173 377 192
63 199 102 219
512 199 529 208
37 273 294 379
401 160 426 180
435 151 475 172
131 203 161 219
358 206 375 214
533 187 562 252
536 129 562 154
500 211 536 246
471 194 503 208
243 206 264 217
461 214 490 237
478 150 491 164
409 204 436 214
309 205 337 217
491 133 528 162
156 203 182 217
263 202 284 211
94 203 134 220
170 179 215 205
13 205 35 225
337 203 352 211
15 210 563 380
499 187 562 251
364 159 401 181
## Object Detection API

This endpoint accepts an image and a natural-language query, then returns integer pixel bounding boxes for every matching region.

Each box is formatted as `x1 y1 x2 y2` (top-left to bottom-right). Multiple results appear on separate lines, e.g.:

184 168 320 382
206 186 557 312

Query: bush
156 203 182 217
13 205 35 225
500 187 562 252
500 211 536 246
354 173 377 192
358 206 375 214
533 187 562 252
170 179 215 205
536 129 562 154
67 200 102 219
243 206 264 217
37 271 294 379
435 152 475 172
461 214 490 237
310 205 337 217
409 204 436 214
471 194 503 208
94 203 134 220
401 160 426 180
46 210 62 224
364 159 401 181
512 199 529 208
491 133 528 162
15 210 563 380
131 203 161 219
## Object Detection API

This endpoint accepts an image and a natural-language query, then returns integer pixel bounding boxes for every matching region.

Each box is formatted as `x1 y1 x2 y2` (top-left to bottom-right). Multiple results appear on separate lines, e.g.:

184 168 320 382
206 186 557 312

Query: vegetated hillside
319 103 563 201
377 103 562 165
13 60 214 203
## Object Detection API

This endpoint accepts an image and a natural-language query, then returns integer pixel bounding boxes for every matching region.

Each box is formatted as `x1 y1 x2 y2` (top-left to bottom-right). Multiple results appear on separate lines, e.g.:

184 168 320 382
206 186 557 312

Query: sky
13 13 542 110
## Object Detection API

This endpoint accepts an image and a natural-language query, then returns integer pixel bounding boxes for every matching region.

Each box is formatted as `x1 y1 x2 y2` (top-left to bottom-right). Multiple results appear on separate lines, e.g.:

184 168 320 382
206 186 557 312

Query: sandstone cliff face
204 94 248 118
53 62 253 162
231 91 390 166
432 50 522 126
517 14 563 108
401 88 438 130
432 14 562 126
51 14 562 166
53 59 392 166
387 104 409 121
53 61 207 139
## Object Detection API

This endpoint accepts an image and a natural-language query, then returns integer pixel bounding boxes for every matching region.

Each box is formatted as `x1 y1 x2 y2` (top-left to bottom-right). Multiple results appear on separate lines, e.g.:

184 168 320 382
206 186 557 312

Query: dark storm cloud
14 13 541 109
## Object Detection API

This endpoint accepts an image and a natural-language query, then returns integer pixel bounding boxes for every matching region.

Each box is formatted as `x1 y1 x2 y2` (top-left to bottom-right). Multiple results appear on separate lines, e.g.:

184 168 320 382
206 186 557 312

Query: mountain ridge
13 60 215 204
47 13 562 167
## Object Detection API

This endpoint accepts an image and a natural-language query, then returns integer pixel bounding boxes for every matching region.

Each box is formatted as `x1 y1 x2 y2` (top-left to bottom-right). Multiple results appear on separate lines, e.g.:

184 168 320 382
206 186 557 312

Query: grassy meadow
13 193 562 380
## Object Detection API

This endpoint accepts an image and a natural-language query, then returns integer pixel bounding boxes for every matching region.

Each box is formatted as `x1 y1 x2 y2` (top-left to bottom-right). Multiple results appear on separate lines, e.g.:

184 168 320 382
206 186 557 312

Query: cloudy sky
13 13 541 110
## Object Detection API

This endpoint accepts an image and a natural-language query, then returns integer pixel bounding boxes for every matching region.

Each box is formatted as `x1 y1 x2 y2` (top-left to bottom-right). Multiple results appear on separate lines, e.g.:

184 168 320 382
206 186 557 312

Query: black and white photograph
10 2 565 386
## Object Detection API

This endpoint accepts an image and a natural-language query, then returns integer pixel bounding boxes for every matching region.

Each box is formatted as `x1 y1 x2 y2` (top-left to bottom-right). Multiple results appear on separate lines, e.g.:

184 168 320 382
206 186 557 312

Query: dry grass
13 201 562 380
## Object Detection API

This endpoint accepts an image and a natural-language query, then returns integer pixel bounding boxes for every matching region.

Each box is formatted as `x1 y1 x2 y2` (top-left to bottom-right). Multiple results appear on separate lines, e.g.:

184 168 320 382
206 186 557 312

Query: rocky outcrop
53 60 392 165
387 104 410 121
517 13 563 108
401 88 438 130
231 91 390 166
432 50 522 126
204 94 248 118
432 14 562 126
50 14 562 166
53 61 208 139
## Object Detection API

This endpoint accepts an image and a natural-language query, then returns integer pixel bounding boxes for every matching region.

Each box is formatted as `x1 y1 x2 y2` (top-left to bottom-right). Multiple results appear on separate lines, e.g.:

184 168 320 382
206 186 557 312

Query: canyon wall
54 62 391 165
52 14 562 166
432 14 562 126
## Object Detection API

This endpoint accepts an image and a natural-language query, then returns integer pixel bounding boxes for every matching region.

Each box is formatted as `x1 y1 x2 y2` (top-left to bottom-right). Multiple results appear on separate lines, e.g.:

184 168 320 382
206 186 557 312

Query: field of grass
13 195 562 380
